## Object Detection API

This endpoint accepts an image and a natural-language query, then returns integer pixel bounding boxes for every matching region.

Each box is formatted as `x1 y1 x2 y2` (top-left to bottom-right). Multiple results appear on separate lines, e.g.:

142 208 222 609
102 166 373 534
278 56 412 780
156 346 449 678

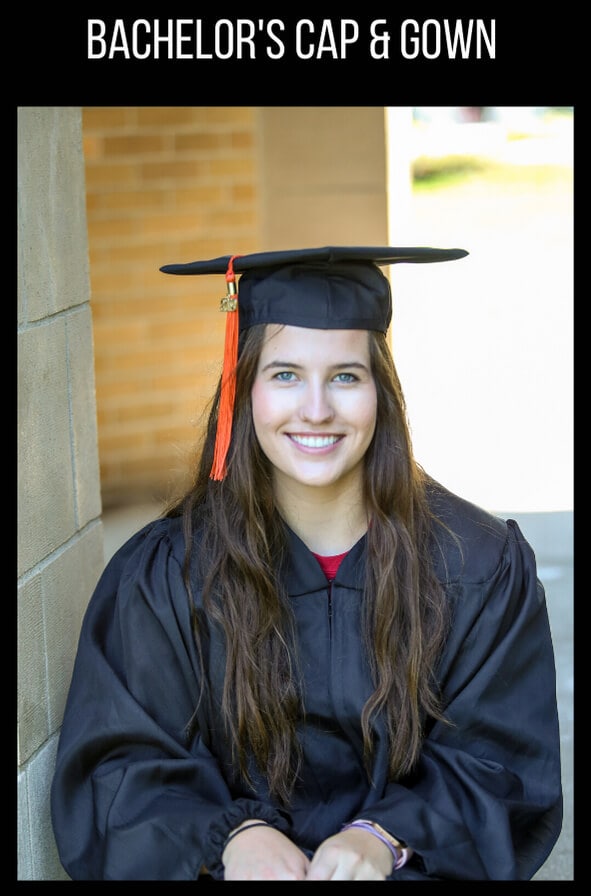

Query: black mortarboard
160 246 468 334
160 246 468 479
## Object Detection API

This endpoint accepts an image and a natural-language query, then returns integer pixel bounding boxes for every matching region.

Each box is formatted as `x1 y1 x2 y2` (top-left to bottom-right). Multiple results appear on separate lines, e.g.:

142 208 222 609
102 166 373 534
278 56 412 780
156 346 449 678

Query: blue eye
334 372 358 383
274 371 296 382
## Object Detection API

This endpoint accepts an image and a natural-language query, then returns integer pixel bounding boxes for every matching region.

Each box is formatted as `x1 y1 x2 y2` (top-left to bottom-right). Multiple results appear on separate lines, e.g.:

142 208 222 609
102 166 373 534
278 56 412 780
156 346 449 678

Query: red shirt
311 550 349 582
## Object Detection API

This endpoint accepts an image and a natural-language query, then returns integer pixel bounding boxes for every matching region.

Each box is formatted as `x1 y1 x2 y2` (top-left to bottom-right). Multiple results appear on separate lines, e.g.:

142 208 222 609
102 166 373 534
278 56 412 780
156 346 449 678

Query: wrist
223 820 271 852
342 819 412 870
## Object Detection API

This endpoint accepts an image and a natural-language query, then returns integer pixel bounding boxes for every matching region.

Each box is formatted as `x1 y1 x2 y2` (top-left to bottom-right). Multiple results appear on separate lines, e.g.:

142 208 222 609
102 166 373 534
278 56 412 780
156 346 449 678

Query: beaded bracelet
341 821 409 870
223 821 271 851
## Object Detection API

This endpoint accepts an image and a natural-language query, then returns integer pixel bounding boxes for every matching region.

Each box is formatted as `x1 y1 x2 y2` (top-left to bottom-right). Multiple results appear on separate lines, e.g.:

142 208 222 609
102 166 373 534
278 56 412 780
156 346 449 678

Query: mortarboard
160 246 468 479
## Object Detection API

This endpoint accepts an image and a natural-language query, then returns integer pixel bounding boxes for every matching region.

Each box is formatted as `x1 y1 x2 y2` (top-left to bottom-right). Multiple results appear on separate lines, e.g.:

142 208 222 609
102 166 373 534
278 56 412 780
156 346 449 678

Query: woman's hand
305 827 394 880
222 821 311 880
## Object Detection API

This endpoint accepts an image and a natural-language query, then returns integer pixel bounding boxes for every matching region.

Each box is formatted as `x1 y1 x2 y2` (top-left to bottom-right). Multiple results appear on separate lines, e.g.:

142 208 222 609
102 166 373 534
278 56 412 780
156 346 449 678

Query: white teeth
290 435 339 448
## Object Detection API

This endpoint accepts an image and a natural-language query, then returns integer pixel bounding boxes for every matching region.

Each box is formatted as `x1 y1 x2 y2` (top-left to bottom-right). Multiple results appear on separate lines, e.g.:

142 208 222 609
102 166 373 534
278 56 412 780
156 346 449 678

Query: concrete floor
102 503 573 881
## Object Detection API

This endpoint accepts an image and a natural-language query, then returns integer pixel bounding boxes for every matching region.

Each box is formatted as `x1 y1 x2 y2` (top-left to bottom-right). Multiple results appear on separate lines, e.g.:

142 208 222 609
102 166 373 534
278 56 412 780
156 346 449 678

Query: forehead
259 324 371 360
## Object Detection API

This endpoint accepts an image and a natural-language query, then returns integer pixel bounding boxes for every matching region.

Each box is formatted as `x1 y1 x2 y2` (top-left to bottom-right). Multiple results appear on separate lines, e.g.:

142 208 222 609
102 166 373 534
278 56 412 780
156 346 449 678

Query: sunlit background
386 106 573 513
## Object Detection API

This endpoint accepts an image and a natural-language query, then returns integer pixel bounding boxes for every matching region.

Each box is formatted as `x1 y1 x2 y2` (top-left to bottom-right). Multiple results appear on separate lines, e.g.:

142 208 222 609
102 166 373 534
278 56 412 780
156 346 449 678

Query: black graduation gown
50 485 563 880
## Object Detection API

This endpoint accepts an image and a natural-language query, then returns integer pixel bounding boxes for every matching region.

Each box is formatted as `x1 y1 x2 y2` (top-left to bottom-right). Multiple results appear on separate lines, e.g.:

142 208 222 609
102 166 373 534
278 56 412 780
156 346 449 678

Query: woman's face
251 325 377 493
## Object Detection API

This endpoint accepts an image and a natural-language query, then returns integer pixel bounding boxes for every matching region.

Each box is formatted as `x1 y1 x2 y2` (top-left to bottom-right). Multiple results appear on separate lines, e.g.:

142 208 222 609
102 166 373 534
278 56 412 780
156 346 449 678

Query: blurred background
387 106 573 514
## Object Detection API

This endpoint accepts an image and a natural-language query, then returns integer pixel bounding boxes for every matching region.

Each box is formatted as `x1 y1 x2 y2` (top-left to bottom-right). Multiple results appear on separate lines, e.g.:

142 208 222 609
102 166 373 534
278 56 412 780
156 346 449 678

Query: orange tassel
210 256 241 480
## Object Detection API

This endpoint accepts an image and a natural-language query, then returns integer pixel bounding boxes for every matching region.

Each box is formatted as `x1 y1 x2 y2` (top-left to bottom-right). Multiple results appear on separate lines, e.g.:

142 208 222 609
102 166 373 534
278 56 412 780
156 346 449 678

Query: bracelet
341 821 410 870
223 821 271 851
352 819 412 870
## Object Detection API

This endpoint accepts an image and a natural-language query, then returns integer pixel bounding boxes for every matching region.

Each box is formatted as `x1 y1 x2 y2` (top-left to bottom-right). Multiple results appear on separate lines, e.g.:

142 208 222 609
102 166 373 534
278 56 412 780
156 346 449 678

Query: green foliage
412 155 488 189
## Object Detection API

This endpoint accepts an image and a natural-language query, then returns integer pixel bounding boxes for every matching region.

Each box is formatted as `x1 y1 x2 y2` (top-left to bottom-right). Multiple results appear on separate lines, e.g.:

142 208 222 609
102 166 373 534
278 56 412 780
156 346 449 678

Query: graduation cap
160 246 468 479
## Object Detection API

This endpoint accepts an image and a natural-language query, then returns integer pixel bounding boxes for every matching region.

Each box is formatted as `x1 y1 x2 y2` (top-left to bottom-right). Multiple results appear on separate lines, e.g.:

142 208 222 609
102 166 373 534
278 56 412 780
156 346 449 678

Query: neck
274 473 369 555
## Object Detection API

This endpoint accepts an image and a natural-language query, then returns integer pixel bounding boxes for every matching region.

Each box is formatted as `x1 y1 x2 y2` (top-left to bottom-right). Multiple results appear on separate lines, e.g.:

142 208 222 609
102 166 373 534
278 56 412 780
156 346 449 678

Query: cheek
251 381 277 432
352 388 378 436
364 407 378 444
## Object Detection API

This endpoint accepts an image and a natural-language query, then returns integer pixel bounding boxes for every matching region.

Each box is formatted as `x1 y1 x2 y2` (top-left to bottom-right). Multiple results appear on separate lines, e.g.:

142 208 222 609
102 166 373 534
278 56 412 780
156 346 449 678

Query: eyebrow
261 360 370 372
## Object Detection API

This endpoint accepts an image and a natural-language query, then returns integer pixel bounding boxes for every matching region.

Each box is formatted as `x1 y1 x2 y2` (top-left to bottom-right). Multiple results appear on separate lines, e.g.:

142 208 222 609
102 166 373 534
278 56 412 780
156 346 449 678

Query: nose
298 381 334 424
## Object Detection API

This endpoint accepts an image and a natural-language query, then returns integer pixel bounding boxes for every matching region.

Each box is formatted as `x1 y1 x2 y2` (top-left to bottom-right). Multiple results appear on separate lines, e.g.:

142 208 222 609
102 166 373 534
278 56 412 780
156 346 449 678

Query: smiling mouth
289 434 342 448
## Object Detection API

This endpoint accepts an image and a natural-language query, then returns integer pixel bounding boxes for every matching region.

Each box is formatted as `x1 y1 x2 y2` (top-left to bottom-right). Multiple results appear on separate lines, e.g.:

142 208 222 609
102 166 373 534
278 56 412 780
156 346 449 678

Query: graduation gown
50 485 562 880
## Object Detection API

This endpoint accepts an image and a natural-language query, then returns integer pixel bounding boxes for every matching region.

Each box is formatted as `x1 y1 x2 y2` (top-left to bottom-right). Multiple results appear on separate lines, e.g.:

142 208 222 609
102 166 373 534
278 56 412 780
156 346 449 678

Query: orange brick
103 135 167 156
209 157 256 178
83 107 135 131
174 132 227 153
136 107 212 128
140 160 212 181
84 163 140 189
82 105 262 504
202 107 254 125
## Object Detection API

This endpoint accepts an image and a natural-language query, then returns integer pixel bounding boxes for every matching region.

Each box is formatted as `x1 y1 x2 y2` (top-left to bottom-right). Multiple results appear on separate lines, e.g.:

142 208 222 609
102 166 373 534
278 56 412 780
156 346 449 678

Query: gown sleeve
50 519 289 880
363 518 563 880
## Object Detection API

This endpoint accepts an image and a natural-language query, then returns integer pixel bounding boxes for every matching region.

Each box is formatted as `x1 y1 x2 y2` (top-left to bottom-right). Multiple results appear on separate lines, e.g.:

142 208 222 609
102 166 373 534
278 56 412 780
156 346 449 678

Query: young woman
51 247 562 880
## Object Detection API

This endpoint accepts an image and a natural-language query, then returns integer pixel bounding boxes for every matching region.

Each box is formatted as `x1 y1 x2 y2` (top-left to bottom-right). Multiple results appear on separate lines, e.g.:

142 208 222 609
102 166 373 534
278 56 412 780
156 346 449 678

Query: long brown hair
166 324 451 804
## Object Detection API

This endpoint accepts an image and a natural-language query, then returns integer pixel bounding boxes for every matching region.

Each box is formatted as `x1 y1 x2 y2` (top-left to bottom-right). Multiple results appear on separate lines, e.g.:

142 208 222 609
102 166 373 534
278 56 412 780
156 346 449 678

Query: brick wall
83 106 390 509
82 107 263 507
